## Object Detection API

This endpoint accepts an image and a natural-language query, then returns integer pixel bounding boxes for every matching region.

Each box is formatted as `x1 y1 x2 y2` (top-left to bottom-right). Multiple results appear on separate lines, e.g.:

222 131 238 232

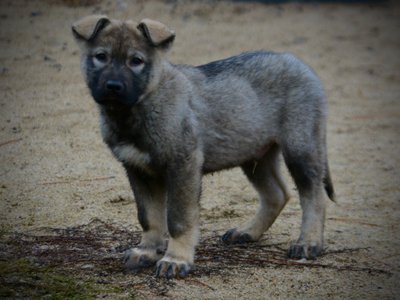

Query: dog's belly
201 135 275 173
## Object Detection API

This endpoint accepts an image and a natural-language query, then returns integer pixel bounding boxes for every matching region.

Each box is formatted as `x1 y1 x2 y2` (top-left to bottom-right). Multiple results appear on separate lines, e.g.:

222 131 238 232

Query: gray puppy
72 15 335 279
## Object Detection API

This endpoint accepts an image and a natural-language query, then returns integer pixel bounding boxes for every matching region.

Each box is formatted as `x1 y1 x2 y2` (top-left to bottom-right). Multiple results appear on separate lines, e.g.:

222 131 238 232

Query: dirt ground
0 0 399 298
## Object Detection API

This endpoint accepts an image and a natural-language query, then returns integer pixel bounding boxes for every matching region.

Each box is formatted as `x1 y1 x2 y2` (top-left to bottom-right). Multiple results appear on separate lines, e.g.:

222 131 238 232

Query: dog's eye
94 53 108 63
129 57 144 67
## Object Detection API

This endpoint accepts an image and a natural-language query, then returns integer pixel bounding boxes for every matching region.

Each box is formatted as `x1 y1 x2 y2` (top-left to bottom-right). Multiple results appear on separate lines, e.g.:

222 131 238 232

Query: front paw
287 241 323 260
155 257 192 279
221 228 256 244
124 247 164 272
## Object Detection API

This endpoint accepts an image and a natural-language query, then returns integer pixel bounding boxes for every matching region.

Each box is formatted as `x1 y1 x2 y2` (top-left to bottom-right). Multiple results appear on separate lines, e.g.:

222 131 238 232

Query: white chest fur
111 143 152 171
100 114 153 172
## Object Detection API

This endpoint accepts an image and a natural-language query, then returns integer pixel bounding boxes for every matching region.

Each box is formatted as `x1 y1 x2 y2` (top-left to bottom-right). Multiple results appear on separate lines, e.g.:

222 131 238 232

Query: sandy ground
0 0 399 298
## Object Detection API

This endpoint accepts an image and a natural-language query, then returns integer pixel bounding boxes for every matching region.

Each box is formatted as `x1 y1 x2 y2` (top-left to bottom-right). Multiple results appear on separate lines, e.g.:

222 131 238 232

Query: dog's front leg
123 167 167 272
156 151 202 279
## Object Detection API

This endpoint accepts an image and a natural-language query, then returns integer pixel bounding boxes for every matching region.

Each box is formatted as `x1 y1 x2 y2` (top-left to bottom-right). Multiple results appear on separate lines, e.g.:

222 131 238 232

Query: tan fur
137 18 175 46
72 15 109 41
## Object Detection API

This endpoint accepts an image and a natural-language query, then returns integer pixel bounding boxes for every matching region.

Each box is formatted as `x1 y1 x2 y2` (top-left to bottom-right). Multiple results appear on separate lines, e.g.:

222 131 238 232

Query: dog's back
175 51 327 174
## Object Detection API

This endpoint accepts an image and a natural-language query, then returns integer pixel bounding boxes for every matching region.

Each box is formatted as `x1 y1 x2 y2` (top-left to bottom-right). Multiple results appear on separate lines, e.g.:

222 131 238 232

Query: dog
72 15 335 279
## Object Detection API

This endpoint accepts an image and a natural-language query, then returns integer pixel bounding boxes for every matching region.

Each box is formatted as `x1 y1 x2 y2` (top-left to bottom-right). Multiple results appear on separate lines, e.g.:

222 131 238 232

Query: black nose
106 80 124 93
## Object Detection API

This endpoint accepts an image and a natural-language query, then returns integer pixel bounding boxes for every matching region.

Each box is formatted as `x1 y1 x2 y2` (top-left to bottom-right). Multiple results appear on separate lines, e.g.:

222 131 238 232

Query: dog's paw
123 247 164 272
221 228 256 244
287 242 323 260
155 257 192 279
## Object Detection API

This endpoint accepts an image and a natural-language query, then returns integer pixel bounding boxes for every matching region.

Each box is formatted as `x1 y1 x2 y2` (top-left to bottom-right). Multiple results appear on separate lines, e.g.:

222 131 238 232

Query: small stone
81 264 95 270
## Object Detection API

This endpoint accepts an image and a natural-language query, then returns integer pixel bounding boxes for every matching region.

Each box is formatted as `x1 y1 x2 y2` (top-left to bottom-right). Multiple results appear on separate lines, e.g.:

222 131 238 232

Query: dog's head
72 15 175 107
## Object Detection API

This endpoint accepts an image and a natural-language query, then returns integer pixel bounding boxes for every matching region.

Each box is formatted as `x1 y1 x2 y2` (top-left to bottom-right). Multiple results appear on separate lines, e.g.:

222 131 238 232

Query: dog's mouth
92 91 139 107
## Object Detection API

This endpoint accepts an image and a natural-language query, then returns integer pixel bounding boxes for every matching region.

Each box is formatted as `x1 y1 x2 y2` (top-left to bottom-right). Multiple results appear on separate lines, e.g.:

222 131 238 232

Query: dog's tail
323 162 336 202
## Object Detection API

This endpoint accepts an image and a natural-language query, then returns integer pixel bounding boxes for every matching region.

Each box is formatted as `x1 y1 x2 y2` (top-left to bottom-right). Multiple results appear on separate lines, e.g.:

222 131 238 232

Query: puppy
72 16 335 279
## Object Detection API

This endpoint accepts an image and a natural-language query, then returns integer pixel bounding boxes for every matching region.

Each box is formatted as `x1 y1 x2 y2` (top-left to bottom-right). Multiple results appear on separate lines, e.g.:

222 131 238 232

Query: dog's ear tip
137 18 175 49
72 15 110 42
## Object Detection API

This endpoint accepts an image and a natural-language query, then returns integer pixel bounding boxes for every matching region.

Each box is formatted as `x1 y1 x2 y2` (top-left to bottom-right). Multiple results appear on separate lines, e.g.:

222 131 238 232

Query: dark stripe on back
196 51 274 78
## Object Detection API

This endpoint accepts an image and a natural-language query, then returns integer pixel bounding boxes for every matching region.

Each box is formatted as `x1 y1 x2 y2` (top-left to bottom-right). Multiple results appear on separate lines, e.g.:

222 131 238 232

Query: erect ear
137 18 175 49
72 15 110 42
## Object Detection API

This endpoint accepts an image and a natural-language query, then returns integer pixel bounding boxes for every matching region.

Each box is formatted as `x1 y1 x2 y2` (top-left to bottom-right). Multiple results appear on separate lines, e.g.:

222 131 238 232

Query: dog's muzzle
94 79 139 107
106 80 125 94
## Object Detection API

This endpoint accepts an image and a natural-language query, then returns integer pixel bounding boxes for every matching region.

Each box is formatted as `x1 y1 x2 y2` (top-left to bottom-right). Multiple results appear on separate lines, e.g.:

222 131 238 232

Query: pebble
80 264 95 270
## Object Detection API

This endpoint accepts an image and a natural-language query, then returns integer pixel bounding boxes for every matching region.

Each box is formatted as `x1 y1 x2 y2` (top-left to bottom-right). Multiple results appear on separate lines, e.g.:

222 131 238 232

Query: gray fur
72 16 335 279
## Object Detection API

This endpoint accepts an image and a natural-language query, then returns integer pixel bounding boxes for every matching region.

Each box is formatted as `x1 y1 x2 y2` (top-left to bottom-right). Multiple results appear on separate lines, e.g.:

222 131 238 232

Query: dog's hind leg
222 144 290 244
283 144 327 259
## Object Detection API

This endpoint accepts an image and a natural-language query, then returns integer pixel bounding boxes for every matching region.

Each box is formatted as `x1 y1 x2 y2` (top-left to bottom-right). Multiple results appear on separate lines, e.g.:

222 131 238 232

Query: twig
79 176 116 183
282 260 392 275
351 113 400 120
325 247 370 255
328 217 379 227
0 137 22 147
40 176 115 185
183 278 216 291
